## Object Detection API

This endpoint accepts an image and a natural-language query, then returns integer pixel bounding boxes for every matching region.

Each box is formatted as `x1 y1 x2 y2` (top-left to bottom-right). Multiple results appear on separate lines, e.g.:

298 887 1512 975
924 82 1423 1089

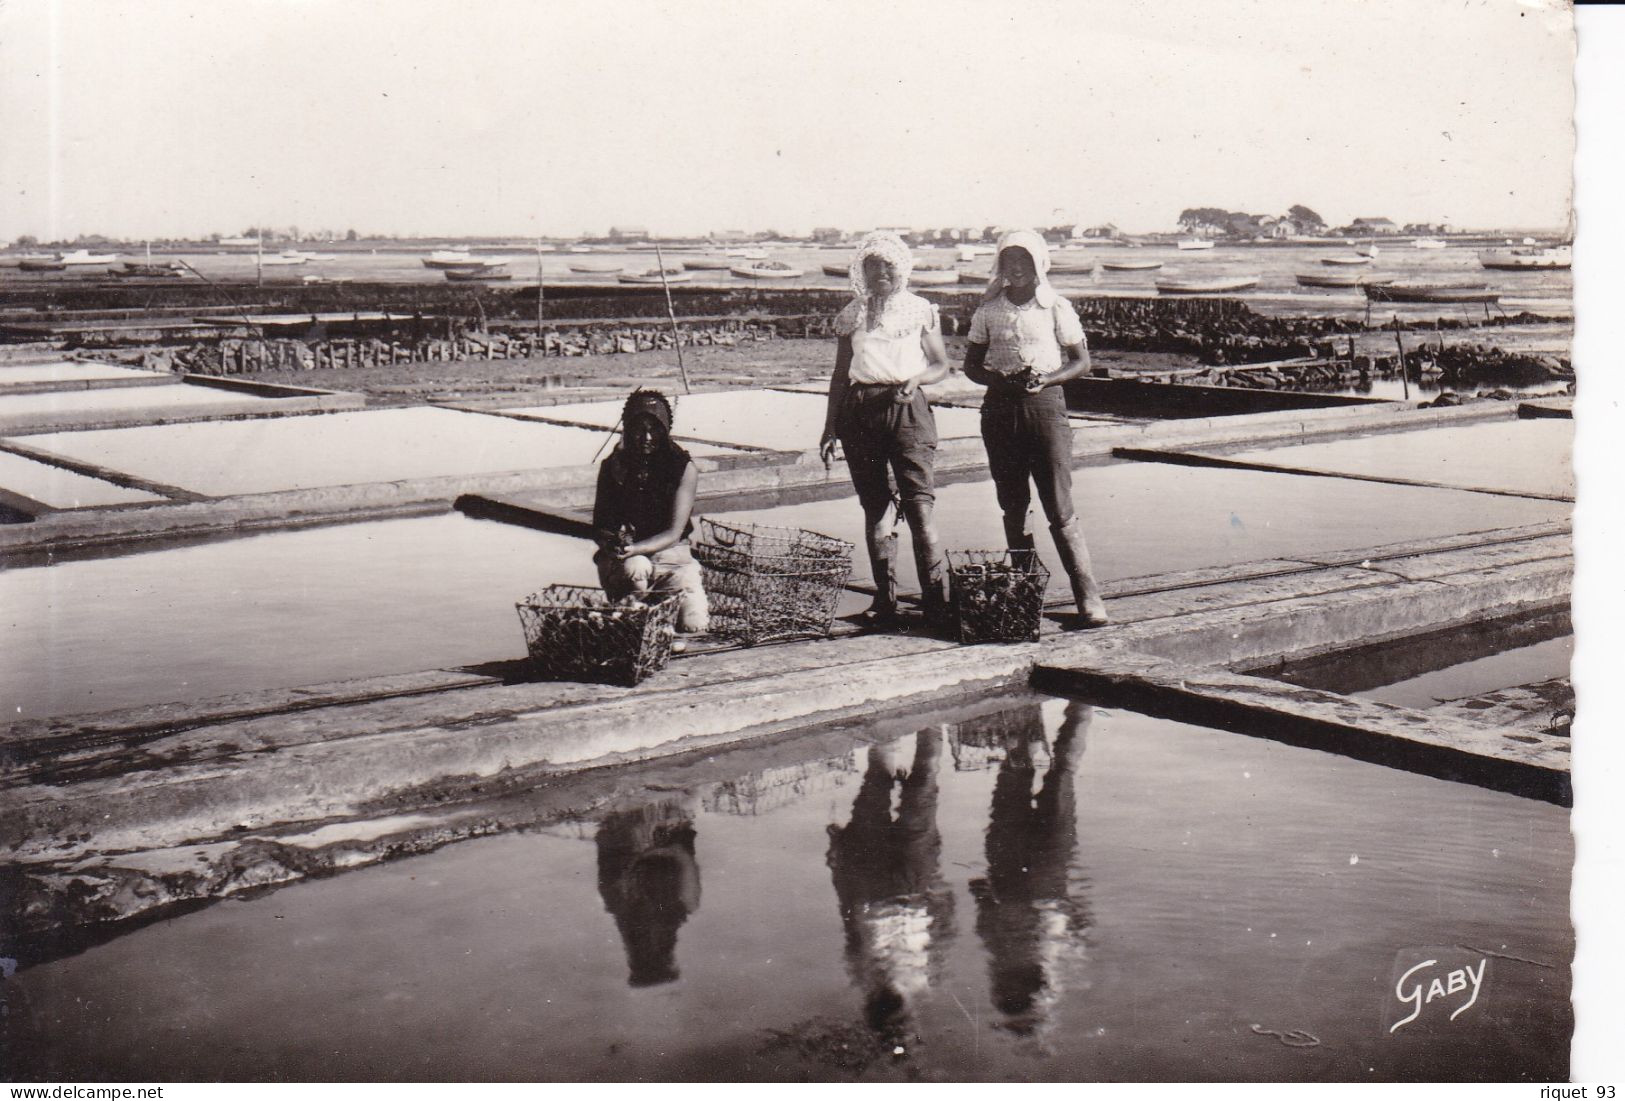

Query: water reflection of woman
595 797 702 987
825 729 955 1044
967 700 1094 1041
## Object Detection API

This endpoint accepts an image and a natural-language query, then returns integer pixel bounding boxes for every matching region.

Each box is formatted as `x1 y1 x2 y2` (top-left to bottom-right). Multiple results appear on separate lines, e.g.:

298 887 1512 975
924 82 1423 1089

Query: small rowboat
1412 238 1447 250
58 249 119 266
1048 262 1096 276
1296 272 1395 289
1176 239 1215 251
569 262 623 274
1155 276 1259 295
445 267 512 282
618 268 693 285
115 261 186 278
1363 283 1498 304
682 256 733 271
730 261 803 279
1478 246 1571 271
1321 254 1373 266
18 257 67 271
821 263 850 278
423 250 482 270
909 270 959 286
1101 259 1162 271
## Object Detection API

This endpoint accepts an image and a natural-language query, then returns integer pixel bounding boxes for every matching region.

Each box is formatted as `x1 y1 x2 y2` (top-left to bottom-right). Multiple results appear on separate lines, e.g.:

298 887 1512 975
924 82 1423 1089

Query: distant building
608 225 648 241
1079 223 1119 239
1349 217 1400 235
710 229 749 241
810 226 845 244
1259 216 1298 239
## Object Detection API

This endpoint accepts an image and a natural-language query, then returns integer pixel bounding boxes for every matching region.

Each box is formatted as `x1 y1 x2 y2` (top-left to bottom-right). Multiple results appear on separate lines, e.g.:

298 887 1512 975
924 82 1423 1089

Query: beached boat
1354 242 1380 259
568 261 624 274
1364 283 1498 304
1478 245 1571 271
444 267 513 282
957 244 996 261
17 256 67 272
726 247 769 261
1101 259 1162 271
959 269 992 285
1412 238 1447 250
260 250 309 266
1295 272 1395 289
114 261 187 278
682 256 733 271
730 260 802 279
1155 276 1259 294
54 249 119 266
618 267 693 285
1048 261 1096 276
909 270 959 286
821 263 850 278
422 250 483 270
1321 254 1373 266
1176 238 1215 251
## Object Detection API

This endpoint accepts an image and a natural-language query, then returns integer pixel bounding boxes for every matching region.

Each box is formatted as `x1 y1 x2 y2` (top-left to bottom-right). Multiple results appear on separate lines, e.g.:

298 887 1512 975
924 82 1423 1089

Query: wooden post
652 239 692 395
535 238 546 335
1392 318 1410 402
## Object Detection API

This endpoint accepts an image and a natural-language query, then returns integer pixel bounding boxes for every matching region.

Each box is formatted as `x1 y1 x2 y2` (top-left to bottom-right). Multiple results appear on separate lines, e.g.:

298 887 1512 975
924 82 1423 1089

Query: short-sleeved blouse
835 291 941 385
968 293 1085 376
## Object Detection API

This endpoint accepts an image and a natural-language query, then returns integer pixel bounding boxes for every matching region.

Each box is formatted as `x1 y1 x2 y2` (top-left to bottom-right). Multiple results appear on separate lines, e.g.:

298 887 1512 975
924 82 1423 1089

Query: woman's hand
893 380 918 404
1023 369 1049 393
820 434 841 464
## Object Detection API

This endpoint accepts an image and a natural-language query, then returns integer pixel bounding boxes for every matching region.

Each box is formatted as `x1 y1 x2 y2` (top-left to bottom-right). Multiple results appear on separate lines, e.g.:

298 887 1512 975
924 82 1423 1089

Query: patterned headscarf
983 228 1059 307
848 230 915 300
623 388 673 432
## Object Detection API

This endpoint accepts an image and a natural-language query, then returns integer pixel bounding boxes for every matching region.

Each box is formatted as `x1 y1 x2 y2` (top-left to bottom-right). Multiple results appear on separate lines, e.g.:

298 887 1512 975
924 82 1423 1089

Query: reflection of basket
693 518 854 646
516 585 678 686
948 551 1051 643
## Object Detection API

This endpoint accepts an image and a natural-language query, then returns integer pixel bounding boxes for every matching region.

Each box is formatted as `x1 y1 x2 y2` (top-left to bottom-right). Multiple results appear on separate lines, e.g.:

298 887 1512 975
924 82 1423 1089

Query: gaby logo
1388 952 1489 1033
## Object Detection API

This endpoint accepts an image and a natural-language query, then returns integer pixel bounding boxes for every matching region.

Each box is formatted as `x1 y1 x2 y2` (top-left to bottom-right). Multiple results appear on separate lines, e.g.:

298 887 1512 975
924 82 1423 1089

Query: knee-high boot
1003 509 1035 552
903 499 947 622
1051 516 1109 627
865 526 898 615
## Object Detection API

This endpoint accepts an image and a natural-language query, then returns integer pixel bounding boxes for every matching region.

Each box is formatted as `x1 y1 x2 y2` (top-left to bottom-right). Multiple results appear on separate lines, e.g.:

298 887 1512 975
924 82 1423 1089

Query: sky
0 0 1576 241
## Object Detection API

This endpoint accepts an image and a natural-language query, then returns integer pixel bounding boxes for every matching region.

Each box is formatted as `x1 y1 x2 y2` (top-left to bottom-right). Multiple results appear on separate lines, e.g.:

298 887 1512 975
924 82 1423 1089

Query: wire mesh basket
947 550 1051 644
693 518 854 646
516 584 679 686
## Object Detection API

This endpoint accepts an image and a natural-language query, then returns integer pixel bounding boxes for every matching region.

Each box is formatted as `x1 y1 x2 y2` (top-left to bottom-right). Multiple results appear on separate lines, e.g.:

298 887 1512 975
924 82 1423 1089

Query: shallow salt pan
13 407 743 497
508 388 986 451
1223 418 1574 498
0 450 163 508
0 361 170 388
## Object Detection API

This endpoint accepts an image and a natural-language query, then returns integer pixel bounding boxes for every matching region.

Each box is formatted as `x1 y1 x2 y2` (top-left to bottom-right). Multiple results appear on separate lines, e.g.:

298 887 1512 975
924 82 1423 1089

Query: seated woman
592 389 709 633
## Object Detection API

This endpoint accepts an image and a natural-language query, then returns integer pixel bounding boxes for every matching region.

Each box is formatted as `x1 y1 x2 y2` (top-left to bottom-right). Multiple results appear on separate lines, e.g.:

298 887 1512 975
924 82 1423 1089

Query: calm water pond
1 457 1568 720
1 695 1571 1082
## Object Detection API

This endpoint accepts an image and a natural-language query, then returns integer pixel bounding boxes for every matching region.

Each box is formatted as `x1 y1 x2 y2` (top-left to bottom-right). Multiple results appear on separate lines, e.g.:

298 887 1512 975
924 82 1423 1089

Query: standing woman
820 231 951 624
962 230 1108 626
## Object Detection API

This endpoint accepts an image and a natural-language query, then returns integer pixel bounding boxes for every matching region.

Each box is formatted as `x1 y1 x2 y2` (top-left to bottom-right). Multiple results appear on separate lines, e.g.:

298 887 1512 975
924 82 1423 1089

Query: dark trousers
839 383 938 513
980 386 1076 529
